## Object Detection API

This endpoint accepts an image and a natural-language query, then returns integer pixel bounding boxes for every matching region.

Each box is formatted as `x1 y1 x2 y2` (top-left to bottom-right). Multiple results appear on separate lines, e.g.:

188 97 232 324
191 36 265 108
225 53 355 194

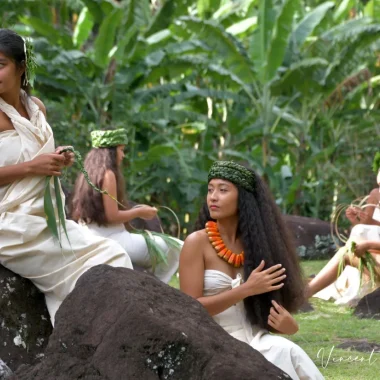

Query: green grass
290 260 380 380
170 260 380 379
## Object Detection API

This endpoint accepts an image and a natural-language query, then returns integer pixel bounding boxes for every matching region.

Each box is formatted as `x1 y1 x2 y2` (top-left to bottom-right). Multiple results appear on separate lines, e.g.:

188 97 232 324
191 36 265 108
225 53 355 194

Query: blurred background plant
2 0 379 237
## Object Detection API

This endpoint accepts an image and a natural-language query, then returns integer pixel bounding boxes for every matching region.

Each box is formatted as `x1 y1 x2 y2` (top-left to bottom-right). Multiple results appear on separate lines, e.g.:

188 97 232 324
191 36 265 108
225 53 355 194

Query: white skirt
83 223 182 284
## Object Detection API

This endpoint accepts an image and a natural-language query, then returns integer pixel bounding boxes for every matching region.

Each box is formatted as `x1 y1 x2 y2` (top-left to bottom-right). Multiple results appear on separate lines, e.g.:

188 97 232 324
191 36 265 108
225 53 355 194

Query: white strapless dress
204 270 324 380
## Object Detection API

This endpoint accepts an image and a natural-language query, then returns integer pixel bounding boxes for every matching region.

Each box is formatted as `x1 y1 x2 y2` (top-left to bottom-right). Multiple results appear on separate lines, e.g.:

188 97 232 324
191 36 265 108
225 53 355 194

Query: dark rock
337 339 380 353
354 288 380 320
15 265 290 380
0 265 52 372
283 215 337 260
0 359 13 380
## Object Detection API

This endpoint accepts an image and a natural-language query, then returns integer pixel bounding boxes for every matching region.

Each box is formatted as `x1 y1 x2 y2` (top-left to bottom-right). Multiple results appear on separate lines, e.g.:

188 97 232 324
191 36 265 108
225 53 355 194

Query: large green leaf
73 7 94 48
82 0 107 22
364 0 380 21
123 0 152 31
226 16 257 36
333 0 356 23
291 1 335 49
323 25 380 87
271 58 328 95
19 16 73 49
266 0 300 81
197 0 222 19
213 0 258 22
174 16 255 84
94 8 123 68
249 0 275 80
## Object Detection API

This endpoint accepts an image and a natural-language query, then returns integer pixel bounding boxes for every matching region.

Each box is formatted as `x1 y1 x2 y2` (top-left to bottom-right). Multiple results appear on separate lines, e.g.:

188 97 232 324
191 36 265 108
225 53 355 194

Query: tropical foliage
1 0 380 236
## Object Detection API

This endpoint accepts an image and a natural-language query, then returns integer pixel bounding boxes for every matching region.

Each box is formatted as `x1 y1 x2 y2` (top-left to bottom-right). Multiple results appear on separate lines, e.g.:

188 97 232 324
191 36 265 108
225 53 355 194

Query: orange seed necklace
205 221 244 268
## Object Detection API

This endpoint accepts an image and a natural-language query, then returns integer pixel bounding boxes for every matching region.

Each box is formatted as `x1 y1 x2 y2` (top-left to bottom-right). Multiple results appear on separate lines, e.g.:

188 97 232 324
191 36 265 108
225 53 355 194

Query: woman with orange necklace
179 161 324 379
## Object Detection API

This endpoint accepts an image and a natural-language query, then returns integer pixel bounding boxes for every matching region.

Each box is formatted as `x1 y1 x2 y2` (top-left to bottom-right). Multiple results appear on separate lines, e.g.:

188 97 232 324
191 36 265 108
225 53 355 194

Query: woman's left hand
55 146 75 167
268 300 299 335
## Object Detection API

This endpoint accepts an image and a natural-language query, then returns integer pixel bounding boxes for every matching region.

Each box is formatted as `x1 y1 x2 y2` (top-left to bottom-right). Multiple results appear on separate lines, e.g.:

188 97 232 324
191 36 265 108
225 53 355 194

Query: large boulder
0 266 52 372
283 214 337 260
14 265 289 380
354 288 380 320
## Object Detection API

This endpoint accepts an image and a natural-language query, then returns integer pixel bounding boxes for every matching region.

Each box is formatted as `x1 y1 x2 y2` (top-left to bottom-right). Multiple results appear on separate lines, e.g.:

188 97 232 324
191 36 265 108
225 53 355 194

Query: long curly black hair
194 168 305 330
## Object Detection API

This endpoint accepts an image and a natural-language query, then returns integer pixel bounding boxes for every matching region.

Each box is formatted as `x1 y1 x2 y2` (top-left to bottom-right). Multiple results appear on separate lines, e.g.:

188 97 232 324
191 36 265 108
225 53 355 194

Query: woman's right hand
242 260 286 297
136 206 158 220
27 153 66 176
346 206 359 223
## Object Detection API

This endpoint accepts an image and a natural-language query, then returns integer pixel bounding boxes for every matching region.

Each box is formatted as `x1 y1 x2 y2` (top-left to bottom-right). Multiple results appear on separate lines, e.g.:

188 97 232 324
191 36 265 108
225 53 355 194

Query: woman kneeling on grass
307 156 380 302
179 161 324 380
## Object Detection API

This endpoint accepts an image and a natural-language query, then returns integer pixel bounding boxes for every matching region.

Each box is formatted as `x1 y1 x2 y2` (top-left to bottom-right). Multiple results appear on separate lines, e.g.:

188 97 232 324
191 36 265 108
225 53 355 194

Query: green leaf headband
208 161 255 193
373 152 380 173
23 37 37 87
91 129 128 148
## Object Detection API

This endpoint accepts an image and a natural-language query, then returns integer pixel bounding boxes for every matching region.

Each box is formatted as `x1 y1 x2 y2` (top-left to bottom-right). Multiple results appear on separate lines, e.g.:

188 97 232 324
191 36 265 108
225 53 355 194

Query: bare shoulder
182 229 209 258
31 96 47 116
369 188 380 199
103 169 116 182
184 229 209 246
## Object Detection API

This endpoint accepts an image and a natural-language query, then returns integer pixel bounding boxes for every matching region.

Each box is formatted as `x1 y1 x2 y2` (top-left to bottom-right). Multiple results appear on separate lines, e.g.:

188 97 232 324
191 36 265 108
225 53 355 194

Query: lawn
170 260 380 380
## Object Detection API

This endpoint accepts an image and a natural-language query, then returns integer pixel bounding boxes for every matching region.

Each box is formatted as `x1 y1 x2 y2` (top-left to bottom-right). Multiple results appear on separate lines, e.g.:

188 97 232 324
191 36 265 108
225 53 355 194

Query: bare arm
0 154 65 186
0 163 31 186
179 232 287 316
102 170 157 224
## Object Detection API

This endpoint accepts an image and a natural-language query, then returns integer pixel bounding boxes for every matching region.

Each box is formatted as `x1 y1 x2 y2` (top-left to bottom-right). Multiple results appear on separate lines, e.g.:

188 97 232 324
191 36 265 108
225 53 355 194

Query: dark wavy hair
0 29 30 93
194 168 305 330
71 147 126 226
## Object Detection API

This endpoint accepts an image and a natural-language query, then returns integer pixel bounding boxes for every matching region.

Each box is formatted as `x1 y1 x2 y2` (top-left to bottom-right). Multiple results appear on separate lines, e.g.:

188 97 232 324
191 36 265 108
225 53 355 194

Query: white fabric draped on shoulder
0 91 133 325
203 270 325 380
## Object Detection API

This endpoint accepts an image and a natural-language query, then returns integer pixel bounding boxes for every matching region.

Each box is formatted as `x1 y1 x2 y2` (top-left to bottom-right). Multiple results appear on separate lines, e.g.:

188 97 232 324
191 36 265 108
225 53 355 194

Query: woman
71 129 182 284
307 159 380 302
0 29 133 325
180 161 324 380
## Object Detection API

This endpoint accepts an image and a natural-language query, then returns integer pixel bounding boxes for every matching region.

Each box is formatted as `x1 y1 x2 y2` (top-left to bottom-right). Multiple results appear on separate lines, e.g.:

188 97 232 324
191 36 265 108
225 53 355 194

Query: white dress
0 92 133 325
203 270 324 380
83 223 182 284
314 224 380 306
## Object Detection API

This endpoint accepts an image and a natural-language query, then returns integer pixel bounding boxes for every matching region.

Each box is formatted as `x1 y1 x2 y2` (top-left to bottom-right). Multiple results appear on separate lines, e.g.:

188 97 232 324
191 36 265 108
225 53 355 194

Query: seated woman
179 161 324 380
71 129 182 284
0 29 133 325
307 158 380 302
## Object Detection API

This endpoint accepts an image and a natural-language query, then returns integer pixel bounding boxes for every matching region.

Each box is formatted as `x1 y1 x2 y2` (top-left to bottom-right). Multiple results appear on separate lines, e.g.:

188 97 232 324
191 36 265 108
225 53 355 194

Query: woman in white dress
71 130 182 284
0 29 133 325
307 161 380 302
179 161 324 380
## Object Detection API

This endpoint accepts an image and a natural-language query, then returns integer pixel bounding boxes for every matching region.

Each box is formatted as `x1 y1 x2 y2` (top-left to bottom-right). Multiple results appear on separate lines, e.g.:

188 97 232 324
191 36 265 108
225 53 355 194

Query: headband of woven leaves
372 152 380 173
91 129 128 148
208 161 255 193
23 38 37 87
